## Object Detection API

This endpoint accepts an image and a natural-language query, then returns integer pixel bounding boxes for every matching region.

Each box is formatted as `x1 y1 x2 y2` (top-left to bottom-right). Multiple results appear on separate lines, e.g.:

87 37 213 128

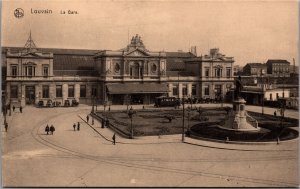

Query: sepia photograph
1 0 299 187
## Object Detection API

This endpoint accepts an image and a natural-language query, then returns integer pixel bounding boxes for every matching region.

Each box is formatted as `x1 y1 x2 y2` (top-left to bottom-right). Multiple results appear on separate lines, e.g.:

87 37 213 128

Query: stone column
62 83 68 102
20 84 25 107
187 83 192 97
168 83 173 97
35 85 40 104
178 83 183 99
75 83 80 101
49 83 55 100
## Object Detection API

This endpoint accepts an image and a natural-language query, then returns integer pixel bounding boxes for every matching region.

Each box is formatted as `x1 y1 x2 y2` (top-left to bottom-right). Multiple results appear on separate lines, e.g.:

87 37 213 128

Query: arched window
130 62 140 79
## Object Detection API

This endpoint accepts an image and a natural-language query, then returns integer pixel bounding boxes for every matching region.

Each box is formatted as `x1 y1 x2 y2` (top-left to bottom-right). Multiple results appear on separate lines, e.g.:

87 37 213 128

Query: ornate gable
125 48 150 57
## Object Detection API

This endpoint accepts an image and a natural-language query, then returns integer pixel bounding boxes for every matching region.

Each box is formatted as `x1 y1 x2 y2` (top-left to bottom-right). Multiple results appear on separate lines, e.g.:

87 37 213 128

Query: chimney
190 46 197 56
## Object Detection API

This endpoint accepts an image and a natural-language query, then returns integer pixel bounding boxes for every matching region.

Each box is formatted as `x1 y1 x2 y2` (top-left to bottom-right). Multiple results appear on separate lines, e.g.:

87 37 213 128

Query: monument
219 76 260 131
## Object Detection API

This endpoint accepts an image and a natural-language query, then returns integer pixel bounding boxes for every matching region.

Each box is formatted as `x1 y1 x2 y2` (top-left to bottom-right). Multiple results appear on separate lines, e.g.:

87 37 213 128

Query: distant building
233 65 243 76
243 63 267 76
266 59 290 77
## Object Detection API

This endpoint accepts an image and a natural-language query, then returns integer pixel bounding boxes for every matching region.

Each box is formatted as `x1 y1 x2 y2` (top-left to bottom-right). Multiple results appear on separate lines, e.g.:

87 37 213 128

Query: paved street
1 104 299 187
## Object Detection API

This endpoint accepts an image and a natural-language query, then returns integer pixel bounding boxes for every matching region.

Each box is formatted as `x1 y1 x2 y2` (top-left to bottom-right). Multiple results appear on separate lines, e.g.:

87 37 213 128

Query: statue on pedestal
235 75 243 99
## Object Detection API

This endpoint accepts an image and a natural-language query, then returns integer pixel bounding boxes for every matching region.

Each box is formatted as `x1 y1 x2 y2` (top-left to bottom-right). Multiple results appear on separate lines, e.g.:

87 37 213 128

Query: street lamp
261 71 265 115
182 99 185 142
128 106 136 139
91 96 95 113
186 108 190 136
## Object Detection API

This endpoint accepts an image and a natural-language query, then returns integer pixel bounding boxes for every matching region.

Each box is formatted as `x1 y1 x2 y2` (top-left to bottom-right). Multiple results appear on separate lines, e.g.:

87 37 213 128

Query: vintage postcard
1 0 299 187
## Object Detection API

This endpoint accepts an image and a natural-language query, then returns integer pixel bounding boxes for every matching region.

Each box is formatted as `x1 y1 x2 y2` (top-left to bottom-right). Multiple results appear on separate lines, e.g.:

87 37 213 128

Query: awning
106 83 169 94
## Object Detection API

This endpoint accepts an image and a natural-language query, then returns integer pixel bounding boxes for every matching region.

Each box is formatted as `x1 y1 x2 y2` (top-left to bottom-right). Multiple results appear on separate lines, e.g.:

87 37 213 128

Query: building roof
266 59 290 64
2 47 99 55
245 63 266 67
53 54 99 76
165 52 195 71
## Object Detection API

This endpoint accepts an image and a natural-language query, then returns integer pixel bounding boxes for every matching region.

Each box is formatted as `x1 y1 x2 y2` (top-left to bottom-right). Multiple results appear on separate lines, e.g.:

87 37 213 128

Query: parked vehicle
154 96 180 107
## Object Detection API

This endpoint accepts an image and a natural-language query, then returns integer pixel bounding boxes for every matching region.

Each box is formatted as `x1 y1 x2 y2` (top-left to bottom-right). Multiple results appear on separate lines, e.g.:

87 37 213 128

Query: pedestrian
77 122 80 131
50 125 55 135
92 117 94 125
5 122 8 132
106 119 110 128
73 123 76 131
274 111 277 117
19 106 22 113
112 133 116 145
12 105 15 112
101 119 105 128
86 115 89 123
45 124 50 135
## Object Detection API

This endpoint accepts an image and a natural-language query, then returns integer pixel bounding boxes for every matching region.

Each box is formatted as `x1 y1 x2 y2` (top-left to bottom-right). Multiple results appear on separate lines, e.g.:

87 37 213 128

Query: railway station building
2 33 235 107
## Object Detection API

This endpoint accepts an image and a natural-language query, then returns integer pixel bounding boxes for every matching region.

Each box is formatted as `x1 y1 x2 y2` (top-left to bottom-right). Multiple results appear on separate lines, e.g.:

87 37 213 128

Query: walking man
86 115 89 123
274 111 277 117
45 124 50 135
19 106 22 113
112 133 116 145
73 123 76 131
5 122 8 132
50 125 55 135
101 119 105 128
12 105 15 112
77 122 80 131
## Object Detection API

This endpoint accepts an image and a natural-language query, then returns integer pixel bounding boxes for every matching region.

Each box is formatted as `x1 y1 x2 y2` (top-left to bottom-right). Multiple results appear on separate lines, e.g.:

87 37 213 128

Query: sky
1 0 299 66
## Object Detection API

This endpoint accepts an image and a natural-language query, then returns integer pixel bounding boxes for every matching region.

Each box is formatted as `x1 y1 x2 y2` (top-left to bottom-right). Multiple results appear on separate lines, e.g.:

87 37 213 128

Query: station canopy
106 83 169 94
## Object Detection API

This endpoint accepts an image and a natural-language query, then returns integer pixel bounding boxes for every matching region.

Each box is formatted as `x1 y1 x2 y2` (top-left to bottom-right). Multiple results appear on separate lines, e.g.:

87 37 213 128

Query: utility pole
182 100 185 142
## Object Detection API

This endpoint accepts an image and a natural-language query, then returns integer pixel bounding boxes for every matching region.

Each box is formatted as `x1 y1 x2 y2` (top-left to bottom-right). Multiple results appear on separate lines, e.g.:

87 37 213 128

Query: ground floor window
204 85 209 96
192 85 196 96
11 85 18 98
68 85 74 97
56 85 62 98
173 86 178 96
182 86 187 96
42 85 49 98
80 85 86 97
91 86 97 97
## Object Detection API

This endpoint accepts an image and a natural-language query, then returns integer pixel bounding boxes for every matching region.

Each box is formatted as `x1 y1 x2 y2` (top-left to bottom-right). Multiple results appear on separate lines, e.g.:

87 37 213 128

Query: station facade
3 34 235 107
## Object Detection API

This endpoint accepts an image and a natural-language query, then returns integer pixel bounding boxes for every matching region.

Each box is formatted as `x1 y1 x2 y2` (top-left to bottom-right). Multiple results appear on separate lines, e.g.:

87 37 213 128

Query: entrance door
25 86 35 104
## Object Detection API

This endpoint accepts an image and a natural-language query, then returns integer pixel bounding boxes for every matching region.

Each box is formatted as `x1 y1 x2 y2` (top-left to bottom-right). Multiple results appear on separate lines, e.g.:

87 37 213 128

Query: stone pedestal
219 97 260 132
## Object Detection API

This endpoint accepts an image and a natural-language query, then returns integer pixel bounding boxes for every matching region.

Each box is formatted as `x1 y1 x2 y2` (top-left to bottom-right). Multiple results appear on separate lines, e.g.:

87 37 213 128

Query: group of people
43 113 116 145
45 124 55 135
73 122 81 131
12 105 22 113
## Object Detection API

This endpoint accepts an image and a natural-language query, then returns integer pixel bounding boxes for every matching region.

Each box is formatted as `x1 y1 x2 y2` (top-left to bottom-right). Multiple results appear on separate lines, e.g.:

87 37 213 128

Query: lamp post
187 108 190 136
182 99 185 142
91 96 95 113
128 106 136 139
261 71 264 115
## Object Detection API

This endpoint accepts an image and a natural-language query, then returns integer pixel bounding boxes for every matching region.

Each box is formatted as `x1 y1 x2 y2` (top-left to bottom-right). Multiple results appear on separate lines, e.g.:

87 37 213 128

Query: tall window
204 85 209 95
173 86 178 96
80 85 86 97
215 68 222 77
11 85 18 98
68 85 74 97
56 85 62 98
205 68 209 77
42 85 49 98
276 93 279 100
215 85 222 96
226 68 231 78
26 66 35 77
270 94 273 100
182 87 187 96
43 65 49 77
130 62 141 79
192 85 197 96
11 65 17 78
91 86 97 97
